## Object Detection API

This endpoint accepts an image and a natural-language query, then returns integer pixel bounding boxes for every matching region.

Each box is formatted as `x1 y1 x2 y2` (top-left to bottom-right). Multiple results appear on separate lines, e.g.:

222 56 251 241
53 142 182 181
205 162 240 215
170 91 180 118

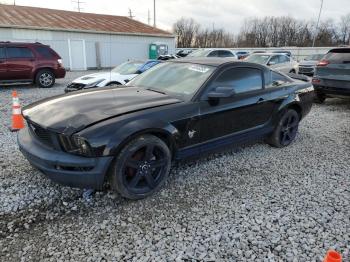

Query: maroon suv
0 42 66 88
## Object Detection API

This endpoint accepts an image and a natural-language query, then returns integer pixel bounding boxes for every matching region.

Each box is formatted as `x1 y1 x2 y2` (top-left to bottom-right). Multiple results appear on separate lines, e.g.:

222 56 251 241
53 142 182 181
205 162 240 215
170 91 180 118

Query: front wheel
36 69 55 88
110 135 171 200
267 109 300 148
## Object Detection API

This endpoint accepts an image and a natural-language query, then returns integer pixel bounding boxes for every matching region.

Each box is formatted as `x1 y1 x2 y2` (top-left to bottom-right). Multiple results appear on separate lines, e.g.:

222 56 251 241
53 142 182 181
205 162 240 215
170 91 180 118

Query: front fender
103 118 180 156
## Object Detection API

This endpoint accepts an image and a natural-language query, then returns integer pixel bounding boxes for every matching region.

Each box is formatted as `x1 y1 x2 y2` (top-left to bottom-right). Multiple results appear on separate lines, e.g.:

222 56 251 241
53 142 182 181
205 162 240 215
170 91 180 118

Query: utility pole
128 8 134 19
153 0 156 27
312 0 324 47
72 0 85 12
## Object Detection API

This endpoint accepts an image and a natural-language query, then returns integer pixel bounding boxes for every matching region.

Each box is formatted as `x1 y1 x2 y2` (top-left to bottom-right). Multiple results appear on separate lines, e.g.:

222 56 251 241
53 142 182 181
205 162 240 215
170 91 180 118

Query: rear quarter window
34 46 55 59
324 49 350 64
268 71 292 88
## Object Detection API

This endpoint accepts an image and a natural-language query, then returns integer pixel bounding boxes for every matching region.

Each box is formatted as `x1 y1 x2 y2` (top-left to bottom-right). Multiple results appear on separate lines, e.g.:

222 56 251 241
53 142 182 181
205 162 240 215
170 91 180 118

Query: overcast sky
2 0 349 33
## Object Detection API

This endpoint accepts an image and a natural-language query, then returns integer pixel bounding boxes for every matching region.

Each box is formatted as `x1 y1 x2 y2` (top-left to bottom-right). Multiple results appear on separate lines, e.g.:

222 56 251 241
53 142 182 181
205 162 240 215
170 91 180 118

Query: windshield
187 49 210 57
245 54 270 64
304 54 324 61
112 61 144 75
127 62 215 99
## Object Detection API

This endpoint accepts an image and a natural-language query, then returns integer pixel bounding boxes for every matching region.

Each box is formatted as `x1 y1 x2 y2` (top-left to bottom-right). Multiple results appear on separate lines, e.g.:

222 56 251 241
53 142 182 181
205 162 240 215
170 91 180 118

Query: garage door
69 39 86 70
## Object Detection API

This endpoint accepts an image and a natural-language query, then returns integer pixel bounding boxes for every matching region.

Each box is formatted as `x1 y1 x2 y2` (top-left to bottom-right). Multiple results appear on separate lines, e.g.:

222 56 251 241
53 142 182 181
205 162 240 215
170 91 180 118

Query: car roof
250 53 288 56
0 41 45 46
273 50 291 53
169 57 267 68
329 48 350 53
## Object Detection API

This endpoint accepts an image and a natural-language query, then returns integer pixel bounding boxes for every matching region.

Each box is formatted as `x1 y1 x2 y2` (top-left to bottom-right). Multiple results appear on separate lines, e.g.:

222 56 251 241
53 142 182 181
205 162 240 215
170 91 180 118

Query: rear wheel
267 109 300 148
110 135 171 199
36 69 55 88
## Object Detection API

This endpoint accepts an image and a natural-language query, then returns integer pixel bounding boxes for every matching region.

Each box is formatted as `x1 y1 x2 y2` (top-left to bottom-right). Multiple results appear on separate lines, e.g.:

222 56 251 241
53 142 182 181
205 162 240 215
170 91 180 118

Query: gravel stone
0 72 350 261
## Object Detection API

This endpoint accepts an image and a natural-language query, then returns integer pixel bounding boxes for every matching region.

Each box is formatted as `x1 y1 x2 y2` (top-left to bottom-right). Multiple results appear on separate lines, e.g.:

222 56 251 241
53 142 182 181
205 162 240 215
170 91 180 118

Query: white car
245 53 298 74
187 49 238 59
65 60 160 93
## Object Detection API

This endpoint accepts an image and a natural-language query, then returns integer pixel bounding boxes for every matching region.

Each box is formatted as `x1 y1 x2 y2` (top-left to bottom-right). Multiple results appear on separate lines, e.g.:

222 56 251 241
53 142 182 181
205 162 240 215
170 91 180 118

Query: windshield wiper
146 88 166 95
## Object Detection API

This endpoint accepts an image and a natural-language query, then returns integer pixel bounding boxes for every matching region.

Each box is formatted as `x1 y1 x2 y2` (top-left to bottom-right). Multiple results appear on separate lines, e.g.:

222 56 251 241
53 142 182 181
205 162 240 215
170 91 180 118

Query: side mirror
268 61 276 66
207 86 235 99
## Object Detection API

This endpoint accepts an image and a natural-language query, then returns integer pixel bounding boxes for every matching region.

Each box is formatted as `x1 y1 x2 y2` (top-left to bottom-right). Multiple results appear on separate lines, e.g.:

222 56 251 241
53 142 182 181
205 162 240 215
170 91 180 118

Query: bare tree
174 15 347 48
173 18 200 48
339 13 350 45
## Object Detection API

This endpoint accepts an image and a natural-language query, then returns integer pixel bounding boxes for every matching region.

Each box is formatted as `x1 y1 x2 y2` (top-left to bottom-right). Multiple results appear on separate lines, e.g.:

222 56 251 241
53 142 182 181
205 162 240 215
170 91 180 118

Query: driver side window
269 56 280 64
209 67 263 95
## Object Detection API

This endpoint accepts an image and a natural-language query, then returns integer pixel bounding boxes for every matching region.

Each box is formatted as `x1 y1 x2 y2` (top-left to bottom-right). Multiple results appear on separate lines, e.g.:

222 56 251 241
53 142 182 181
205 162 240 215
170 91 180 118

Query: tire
314 93 326 104
110 135 171 200
106 82 121 86
267 109 300 148
36 69 55 88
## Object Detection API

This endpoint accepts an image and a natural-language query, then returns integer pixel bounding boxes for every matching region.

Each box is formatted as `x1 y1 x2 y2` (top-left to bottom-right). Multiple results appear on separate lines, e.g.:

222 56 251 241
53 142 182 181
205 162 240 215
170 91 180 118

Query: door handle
257 98 265 104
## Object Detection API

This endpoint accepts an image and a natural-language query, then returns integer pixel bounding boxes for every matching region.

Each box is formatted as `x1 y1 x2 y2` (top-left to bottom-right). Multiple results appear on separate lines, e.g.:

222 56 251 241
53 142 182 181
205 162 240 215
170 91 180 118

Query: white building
0 4 175 70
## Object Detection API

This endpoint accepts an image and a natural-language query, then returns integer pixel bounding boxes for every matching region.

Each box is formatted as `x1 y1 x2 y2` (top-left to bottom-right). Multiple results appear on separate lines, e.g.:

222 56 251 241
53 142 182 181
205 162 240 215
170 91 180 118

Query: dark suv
0 42 66 88
312 48 350 103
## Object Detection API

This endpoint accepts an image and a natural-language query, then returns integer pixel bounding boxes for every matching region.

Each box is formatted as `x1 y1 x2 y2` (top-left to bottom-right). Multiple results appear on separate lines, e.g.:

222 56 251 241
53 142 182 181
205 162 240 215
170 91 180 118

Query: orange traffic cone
10 90 25 132
323 250 342 262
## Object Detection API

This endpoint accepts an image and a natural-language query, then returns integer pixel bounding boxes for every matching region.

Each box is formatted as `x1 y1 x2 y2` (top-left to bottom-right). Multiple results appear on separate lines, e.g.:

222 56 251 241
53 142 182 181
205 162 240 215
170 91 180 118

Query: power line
312 0 324 47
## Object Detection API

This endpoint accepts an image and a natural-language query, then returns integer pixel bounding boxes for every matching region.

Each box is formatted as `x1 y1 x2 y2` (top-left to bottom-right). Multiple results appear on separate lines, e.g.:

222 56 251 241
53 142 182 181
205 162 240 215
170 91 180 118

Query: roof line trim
0 24 175 38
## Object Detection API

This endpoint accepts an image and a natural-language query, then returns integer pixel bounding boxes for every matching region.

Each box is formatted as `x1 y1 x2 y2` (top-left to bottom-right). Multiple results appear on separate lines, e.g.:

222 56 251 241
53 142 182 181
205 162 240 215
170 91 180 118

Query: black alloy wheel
110 135 171 199
267 109 300 148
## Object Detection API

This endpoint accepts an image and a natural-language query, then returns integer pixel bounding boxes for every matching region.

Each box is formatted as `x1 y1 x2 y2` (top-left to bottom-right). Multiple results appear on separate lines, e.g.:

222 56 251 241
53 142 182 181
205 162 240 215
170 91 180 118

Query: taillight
317 60 329 67
312 78 321 84
57 59 63 67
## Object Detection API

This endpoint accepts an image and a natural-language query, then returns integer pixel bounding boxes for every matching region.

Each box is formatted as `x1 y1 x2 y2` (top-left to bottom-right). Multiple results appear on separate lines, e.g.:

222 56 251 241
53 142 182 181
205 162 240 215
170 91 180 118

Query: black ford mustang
18 58 314 199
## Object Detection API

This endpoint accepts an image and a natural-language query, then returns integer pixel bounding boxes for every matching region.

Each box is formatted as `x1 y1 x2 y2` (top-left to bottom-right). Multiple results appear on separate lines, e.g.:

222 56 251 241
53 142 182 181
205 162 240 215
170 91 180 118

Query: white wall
0 28 176 70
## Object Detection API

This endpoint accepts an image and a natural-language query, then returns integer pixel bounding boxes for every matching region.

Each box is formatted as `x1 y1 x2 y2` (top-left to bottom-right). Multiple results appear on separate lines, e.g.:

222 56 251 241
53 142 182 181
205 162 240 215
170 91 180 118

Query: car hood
299 60 318 66
23 87 182 135
72 72 137 84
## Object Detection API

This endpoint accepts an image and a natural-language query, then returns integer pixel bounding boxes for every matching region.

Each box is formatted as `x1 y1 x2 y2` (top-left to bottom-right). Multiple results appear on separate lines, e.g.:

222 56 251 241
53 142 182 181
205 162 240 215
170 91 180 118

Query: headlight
84 79 105 88
59 134 93 156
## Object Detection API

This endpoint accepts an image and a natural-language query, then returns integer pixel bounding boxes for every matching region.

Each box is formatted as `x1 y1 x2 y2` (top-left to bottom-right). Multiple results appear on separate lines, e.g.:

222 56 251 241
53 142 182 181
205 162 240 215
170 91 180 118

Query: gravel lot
0 71 349 261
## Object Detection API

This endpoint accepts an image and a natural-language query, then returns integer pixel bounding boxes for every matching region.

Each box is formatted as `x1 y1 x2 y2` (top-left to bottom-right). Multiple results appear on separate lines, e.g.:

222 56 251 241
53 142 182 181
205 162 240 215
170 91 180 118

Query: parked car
245 53 298 74
157 54 180 60
65 60 160 93
236 51 250 60
272 50 292 57
0 41 65 88
298 54 325 76
176 49 193 57
18 58 314 199
187 49 238 59
312 48 350 103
